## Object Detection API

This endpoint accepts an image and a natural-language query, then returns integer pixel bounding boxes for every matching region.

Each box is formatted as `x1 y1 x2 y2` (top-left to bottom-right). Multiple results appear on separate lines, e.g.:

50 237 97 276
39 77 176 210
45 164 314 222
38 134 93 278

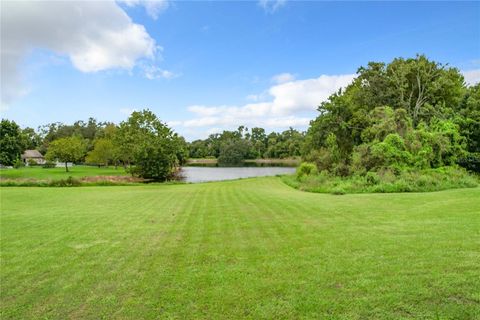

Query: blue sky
2 0 479 140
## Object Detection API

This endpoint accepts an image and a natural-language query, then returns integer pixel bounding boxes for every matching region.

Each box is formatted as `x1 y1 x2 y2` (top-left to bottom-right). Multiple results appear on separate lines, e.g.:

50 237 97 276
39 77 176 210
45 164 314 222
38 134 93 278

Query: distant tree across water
188 126 305 164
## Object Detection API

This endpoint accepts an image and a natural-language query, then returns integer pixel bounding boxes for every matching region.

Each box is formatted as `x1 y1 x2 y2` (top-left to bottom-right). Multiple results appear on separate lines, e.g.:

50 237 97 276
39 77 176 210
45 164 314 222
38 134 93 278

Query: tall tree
117 110 184 181
0 119 24 166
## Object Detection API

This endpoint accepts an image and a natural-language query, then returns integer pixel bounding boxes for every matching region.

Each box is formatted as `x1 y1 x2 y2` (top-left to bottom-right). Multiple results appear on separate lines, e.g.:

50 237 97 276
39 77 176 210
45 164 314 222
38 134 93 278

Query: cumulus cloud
258 0 287 13
118 0 169 19
1 0 159 106
462 69 480 86
173 73 355 139
271 72 295 84
269 74 354 115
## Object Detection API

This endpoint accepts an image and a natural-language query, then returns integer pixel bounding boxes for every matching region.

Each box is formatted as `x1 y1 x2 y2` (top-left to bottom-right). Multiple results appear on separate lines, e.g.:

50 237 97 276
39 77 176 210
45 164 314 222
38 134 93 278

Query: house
21 150 46 166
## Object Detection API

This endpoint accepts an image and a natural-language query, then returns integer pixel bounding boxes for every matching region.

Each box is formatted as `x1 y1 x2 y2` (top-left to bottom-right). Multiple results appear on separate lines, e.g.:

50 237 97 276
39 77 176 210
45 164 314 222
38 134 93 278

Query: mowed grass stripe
1 177 479 319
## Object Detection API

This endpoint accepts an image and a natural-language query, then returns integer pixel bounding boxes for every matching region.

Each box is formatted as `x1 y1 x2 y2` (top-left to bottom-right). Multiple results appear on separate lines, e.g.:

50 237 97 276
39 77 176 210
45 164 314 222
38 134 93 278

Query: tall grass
282 166 479 194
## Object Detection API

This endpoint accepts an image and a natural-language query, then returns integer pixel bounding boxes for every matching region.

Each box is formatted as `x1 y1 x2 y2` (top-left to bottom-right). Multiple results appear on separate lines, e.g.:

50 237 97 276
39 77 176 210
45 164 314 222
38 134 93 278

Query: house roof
21 150 44 159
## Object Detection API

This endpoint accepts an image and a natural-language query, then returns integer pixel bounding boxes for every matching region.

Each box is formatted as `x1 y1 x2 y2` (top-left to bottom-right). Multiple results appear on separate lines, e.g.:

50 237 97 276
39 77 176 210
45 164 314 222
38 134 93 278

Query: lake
179 166 296 183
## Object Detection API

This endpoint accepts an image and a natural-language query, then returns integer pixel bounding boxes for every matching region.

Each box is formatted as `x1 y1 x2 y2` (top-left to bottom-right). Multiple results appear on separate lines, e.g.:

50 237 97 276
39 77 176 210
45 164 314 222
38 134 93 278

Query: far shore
186 158 301 165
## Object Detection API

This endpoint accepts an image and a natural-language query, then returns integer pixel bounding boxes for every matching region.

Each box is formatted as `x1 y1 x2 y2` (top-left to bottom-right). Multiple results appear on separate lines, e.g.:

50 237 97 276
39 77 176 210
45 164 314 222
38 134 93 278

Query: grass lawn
0 165 128 180
1 177 479 319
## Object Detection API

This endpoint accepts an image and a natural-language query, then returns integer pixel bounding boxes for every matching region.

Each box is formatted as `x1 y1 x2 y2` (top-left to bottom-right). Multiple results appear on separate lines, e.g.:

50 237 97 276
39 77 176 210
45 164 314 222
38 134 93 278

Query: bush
283 167 478 194
330 186 346 195
48 176 81 187
27 159 38 166
458 154 480 173
13 159 24 169
42 161 56 168
365 172 380 185
296 162 318 179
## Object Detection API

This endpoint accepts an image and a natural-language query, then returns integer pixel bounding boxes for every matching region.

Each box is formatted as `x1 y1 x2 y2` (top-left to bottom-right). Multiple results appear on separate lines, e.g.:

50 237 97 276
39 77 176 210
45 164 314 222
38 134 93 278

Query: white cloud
258 0 287 13
269 74 355 115
246 92 269 102
1 0 159 106
118 0 169 20
142 65 178 80
462 69 480 86
271 72 295 84
172 73 355 139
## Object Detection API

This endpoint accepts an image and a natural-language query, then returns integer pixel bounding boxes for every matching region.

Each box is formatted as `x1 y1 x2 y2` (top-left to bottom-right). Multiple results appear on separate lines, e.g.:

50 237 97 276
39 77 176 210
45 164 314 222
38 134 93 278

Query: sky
1 0 479 141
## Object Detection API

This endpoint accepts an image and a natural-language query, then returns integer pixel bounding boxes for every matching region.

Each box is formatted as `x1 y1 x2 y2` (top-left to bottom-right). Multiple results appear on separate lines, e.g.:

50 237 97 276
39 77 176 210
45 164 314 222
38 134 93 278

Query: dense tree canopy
303 55 479 175
116 110 187 181
0 119 24 166
0 119 43 166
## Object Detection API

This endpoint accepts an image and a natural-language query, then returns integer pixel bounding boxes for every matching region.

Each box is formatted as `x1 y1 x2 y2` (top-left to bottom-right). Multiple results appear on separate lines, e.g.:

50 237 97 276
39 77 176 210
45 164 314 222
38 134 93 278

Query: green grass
0 165 128 180
1 177 479 319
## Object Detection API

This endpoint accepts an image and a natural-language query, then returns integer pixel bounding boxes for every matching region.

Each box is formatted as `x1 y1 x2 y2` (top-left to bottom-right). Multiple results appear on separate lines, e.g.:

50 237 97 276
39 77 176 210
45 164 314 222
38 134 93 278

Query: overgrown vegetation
284 166 478 194
293 55 479 192
0 165 128 181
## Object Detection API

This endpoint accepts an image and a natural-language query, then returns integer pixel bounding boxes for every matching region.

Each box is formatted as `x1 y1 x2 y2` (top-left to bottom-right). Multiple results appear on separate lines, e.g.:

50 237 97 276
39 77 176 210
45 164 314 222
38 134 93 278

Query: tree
117 110 184 181
0 119 24 166
187 126 305 160
45 136 87 172
218 139 249 166
21 127 42 150
85 138 115 167
303 55 471 176
38 118 108 154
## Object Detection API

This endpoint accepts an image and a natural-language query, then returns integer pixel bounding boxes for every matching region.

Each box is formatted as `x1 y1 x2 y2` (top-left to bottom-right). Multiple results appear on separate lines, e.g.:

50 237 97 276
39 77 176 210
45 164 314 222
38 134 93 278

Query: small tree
46 136 87 172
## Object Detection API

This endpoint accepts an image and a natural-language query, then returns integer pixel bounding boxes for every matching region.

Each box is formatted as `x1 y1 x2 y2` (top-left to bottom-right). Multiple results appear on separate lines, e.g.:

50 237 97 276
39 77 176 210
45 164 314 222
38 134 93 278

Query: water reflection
180 166 296 183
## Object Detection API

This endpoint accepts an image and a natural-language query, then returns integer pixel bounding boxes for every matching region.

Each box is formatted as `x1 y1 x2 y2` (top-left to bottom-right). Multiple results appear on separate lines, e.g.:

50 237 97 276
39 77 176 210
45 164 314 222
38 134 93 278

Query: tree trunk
65 161 69 172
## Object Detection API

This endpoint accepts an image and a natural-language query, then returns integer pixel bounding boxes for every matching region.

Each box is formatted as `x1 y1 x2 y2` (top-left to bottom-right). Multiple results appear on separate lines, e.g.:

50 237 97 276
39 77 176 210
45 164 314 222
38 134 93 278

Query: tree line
2 55 478 180
1 110 188 180
302 55 479 176
188 126 304 165
0 112 304 179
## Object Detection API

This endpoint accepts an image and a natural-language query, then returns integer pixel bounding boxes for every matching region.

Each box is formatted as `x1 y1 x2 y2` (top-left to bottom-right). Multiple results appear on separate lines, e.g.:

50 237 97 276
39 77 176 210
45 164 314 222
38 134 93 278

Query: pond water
179 166 296 183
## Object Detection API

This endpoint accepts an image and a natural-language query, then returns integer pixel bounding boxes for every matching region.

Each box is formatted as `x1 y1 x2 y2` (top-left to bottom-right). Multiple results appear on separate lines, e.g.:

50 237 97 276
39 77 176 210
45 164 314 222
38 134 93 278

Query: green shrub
365 172 380 185
42 161 56 168
48 176 81 187
13 159 24 169
27 159 38 166
330 186 346 195
458 154 480 173
296 162 318 179
284 167 478 194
